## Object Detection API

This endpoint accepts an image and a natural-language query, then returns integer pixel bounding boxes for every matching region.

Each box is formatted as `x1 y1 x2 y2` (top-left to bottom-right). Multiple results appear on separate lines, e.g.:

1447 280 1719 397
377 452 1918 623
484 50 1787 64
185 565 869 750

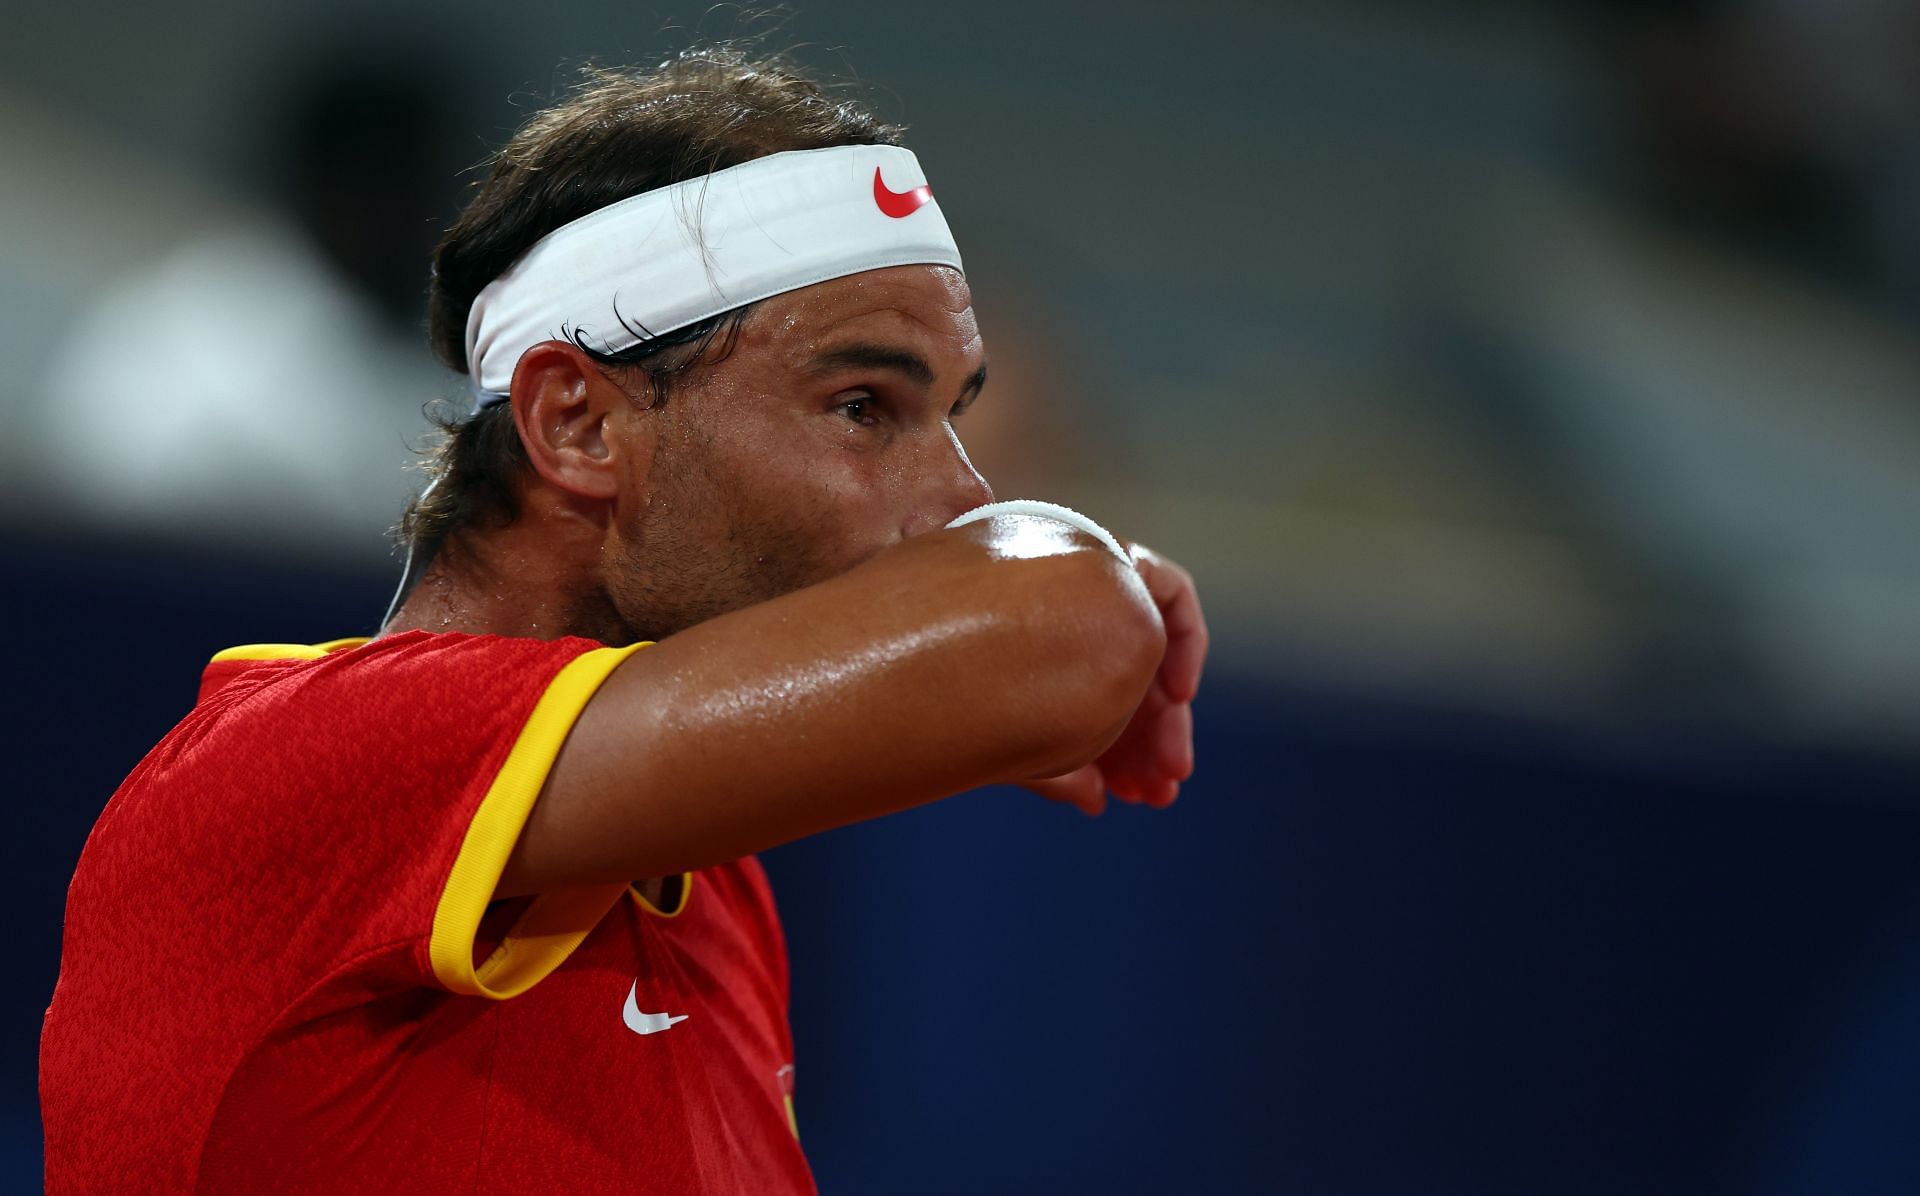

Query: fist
1021 542 1208 816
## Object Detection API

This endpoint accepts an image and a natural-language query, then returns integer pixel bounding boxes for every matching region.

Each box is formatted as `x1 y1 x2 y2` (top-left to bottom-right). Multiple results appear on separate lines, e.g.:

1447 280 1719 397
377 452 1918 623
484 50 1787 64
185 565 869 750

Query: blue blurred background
6 1 1920 1191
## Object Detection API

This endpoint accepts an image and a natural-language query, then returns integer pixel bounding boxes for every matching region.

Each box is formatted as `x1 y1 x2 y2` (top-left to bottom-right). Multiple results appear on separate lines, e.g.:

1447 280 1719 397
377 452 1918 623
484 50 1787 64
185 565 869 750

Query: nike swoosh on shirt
623 980 689 1035
872 167 933 218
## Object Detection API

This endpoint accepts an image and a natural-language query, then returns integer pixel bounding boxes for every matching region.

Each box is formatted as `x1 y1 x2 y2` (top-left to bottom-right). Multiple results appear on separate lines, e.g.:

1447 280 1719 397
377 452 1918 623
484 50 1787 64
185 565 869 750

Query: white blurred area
2 0 1919 753
1448 169 1920 739
31 218 435 544
0 87 440 558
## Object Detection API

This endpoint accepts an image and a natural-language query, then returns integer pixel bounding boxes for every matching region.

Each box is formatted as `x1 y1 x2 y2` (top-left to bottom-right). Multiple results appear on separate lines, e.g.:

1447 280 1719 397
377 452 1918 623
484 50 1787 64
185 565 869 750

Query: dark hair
396 47 907 555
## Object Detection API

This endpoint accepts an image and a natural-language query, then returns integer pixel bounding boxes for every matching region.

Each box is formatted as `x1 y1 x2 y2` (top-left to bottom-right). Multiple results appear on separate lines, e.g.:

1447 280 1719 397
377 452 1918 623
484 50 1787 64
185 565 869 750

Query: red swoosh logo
873 167 933 218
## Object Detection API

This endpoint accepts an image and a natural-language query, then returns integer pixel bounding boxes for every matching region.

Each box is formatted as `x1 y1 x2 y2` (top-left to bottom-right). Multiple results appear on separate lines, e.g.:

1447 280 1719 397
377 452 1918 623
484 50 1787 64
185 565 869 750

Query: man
41 49 1206 1193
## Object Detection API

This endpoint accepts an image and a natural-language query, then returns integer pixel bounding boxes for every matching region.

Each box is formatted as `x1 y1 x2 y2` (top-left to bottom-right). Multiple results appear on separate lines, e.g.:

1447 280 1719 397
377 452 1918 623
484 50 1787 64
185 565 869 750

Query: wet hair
395 47 907 559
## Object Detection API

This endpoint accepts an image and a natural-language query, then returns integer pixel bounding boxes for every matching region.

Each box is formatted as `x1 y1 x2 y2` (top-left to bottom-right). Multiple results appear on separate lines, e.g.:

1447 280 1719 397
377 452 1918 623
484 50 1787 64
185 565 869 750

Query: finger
1153 700 1194 782
1132 551 1209 704
1094 685 1169 783
1096 715 1189 805
1156 579 1208 704
1068 767 1109 816
1145 779 1180 809
1106 775 1144 804
1023 765 1097 805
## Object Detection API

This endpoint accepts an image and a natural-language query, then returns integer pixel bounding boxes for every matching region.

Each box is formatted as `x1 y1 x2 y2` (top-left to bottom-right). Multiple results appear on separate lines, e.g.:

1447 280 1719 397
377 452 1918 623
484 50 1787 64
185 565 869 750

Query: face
600 264 995 640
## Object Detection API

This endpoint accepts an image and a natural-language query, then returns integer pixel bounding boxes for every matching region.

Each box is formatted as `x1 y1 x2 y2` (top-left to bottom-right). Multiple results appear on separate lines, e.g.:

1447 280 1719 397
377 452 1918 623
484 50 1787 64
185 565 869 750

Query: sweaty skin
385 265 1207 898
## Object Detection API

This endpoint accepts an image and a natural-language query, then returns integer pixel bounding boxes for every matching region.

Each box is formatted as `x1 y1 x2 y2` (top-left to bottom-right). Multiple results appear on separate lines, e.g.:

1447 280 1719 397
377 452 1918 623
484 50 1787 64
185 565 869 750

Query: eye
836 394 881 427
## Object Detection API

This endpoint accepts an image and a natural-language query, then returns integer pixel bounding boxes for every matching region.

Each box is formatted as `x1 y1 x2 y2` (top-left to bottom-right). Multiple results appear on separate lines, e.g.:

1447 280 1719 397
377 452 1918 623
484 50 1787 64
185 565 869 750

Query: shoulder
184 631 636 768
199 631 609 701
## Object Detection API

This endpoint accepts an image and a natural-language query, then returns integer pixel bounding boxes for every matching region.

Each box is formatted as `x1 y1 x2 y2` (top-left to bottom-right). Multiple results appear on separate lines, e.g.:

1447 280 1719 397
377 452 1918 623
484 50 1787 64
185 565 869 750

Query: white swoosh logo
623 980 689 1035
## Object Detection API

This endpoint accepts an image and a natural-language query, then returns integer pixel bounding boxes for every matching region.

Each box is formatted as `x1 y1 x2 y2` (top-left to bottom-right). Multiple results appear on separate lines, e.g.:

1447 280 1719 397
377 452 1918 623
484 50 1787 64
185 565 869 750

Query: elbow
1081 564 1167 729
1002 552 1166 777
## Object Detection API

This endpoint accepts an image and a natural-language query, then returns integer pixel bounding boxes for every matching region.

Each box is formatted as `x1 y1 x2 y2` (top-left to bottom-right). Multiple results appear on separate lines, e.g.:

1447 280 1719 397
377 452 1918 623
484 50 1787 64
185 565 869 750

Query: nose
901 423 995 538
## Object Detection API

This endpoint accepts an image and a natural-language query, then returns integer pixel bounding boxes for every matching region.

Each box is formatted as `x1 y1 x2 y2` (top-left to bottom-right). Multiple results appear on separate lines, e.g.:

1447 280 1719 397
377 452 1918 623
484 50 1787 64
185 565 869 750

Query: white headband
463 143 963 407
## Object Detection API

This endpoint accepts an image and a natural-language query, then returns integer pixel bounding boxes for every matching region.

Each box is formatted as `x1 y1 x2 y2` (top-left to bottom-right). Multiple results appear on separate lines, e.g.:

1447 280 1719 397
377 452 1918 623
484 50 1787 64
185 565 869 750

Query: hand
1020 542 1208 816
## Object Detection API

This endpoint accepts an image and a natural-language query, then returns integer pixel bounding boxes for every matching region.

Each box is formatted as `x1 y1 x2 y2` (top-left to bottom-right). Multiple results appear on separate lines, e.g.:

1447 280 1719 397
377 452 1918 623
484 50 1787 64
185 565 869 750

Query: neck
382 519 633 645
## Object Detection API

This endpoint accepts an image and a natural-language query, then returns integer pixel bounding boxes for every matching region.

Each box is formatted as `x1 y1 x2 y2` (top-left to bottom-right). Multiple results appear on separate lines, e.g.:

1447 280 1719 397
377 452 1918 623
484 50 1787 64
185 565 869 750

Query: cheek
697 411 917 567
781 456 901 554
730 421 893 513
772 452 923 576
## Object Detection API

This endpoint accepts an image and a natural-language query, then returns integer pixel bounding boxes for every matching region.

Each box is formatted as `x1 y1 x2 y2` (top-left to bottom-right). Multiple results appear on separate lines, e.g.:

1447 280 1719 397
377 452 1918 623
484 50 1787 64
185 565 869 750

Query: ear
506 340 651 503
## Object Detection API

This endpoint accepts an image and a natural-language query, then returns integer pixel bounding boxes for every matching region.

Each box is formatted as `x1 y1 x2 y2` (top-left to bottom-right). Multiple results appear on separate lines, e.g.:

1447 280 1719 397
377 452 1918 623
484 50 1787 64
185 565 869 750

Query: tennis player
41 48 1206 1193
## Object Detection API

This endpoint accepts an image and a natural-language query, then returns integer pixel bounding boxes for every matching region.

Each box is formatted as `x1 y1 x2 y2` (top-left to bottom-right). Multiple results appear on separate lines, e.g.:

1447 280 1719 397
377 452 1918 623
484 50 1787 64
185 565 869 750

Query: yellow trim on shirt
627 872 696 918
209 637 370 663
428 641 651 998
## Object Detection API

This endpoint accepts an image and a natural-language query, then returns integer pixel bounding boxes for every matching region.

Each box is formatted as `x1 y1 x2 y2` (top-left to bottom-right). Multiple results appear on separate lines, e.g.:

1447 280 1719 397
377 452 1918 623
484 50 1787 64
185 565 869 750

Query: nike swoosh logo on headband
873 167 934 218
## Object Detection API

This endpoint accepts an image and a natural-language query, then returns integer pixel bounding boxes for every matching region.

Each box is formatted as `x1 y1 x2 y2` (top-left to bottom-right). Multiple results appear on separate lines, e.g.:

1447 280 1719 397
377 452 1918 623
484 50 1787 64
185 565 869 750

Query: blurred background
6 0 1920 1191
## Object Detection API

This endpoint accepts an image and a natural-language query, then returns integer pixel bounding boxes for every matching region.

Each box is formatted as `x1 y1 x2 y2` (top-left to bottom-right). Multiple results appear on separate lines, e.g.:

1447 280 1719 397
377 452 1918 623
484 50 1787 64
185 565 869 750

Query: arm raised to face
495 513 1166 897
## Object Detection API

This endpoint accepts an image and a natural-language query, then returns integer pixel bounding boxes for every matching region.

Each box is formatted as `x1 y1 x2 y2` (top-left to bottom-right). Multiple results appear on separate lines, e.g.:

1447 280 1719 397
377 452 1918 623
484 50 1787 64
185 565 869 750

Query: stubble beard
597 470 843 645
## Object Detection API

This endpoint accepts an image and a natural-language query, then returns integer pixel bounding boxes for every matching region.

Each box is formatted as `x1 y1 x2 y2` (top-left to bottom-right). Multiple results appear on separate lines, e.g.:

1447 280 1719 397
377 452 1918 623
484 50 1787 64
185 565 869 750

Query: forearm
497 517 1164 895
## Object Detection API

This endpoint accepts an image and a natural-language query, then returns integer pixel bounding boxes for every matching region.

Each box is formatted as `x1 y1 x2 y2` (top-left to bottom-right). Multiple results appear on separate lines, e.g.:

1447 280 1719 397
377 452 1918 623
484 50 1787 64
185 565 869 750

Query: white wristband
945 499 1131 564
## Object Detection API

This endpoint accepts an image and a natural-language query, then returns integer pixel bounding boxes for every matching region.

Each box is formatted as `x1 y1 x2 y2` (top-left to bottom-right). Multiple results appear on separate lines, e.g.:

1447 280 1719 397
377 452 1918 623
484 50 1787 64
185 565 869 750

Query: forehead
736 264 979 365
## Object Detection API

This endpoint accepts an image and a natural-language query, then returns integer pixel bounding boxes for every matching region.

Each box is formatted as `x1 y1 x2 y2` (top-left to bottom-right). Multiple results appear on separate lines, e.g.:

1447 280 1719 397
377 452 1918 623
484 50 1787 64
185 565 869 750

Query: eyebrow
804 343 988 402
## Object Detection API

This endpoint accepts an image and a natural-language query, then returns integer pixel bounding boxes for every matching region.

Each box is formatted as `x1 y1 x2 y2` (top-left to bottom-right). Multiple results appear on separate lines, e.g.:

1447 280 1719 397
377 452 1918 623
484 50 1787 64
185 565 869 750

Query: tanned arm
496 513 1166 897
